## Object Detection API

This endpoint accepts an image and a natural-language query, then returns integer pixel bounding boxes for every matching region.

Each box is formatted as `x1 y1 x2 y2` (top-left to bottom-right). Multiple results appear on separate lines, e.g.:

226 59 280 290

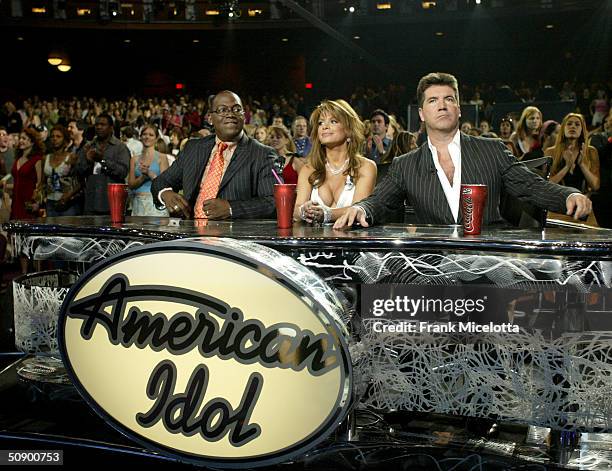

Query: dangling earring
346 137 351 143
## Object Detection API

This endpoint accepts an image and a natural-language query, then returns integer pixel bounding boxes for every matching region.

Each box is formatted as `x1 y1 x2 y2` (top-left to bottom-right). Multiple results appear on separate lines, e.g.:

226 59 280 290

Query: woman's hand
299 200 324 224
562 149 578 170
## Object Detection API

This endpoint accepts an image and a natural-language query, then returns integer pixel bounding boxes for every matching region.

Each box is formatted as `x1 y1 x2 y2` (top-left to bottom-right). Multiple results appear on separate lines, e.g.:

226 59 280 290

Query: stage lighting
349 6 355 13
57 58 71 72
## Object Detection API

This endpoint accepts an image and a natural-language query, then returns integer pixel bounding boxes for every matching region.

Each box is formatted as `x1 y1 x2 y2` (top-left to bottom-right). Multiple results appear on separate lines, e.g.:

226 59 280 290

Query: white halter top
310 175 355 209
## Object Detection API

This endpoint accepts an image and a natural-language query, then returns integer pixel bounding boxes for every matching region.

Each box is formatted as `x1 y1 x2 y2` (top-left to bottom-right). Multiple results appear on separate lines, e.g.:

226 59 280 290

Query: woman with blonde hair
266 125 303 185
128 124 170 216
546 113 599 193
293 99 376 224
510 106 543 160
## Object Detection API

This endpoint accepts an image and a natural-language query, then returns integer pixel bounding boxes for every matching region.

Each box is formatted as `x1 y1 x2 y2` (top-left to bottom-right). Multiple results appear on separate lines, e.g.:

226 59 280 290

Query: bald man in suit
335 73 592 228
152 91 276 219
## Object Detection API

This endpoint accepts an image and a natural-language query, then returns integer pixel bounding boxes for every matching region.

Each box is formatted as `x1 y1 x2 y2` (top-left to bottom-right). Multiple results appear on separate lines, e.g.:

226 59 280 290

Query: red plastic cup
274 184 297 229
461 184 487 235
107 183 129 223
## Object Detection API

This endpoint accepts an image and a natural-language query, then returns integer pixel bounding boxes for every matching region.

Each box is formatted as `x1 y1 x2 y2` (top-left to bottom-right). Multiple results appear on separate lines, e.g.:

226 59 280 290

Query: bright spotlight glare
349 6 355 13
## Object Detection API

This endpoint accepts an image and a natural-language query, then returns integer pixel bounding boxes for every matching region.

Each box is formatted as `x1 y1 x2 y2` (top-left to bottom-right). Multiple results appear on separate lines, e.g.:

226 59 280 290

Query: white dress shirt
427 130 462 223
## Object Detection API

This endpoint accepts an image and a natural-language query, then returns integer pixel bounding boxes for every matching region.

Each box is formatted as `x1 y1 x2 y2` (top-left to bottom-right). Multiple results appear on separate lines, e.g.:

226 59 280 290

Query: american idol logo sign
59 239 352 467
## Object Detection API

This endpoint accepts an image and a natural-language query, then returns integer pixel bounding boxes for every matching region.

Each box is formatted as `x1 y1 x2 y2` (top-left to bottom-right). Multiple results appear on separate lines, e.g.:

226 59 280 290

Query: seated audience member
75 113 131 215
334 72 591 229
3 128 44 220
121 126 143 157
540 120 560 151
479 120 491 134
378 131 417 183
498 116 517 154
546 113 600 194
498 117 514 140
460 121 473 134
590 89 609 128
151 91 276 220
168 127 185 158
386 114 403 141
365 109 391 164
66 119 87 154
292 116 312 158
254 125 268 143
0 127 15 178
43 125 81 216
294 99 376 224
510 106 543 160
128 125 170 217
266 125 303 185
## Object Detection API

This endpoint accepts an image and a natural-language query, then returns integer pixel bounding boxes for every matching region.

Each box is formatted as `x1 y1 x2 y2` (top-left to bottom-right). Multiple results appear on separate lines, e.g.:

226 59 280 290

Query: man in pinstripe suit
151 91 276 219
334 73 592 228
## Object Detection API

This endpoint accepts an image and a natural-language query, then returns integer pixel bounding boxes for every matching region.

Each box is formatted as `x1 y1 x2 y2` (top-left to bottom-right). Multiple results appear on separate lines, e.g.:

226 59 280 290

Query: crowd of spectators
0 77 610 233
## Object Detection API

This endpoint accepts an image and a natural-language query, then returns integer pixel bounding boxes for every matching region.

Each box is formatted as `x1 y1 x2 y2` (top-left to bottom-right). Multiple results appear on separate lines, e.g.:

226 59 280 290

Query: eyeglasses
212 105 245 116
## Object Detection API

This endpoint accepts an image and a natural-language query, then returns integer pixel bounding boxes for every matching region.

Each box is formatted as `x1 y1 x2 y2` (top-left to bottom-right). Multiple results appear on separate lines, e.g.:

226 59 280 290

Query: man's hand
566 193 592 220
201 198 231 220
372 135 385 153
161 190 191 218
85 145 103 163
333 206 368 230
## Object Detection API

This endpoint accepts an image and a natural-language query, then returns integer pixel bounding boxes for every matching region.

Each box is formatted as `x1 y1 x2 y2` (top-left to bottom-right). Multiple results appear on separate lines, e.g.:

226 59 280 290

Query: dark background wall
1 2 610 101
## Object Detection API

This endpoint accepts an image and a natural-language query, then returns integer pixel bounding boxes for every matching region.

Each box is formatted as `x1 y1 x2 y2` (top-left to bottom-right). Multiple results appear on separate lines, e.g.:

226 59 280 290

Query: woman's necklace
326 158 348 175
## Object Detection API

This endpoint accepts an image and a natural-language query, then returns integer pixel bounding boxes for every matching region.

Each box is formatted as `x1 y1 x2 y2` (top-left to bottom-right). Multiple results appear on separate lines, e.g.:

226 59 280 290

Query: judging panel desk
3 216 612 466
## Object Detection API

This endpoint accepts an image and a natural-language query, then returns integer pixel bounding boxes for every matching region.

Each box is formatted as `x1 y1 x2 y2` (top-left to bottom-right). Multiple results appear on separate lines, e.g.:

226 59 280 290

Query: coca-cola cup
107 183 129 223
274 184 297 229
461 184 488 235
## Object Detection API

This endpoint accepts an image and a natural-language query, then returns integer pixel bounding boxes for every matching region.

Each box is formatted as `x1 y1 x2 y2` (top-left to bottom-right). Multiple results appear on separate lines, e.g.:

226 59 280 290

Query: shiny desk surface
4 216 612 256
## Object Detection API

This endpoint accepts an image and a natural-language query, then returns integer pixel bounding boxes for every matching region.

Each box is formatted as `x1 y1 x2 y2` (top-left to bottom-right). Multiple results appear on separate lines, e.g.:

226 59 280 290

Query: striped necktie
194 142 228 218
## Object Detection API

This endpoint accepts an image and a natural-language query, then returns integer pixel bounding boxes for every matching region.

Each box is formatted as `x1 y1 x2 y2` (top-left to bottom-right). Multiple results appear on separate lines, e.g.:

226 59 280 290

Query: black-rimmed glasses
212 105 245 116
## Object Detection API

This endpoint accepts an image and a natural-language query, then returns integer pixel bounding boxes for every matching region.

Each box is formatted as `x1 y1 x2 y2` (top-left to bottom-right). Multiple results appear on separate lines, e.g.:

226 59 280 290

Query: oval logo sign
59 238 352 467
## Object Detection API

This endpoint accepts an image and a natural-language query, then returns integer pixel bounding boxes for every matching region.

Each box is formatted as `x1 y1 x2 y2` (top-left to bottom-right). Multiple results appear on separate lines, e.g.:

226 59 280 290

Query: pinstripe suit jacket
359 133 577 225
151 133 276 219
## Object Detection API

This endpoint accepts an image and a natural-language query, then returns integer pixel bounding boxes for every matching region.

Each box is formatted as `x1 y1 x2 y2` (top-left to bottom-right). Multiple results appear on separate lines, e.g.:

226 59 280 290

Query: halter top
310 175 355 209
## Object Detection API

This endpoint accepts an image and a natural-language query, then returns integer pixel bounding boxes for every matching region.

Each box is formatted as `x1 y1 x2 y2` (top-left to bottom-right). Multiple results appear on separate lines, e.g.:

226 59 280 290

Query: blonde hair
307 99 365 187
266 125 296 154
516 106 542 140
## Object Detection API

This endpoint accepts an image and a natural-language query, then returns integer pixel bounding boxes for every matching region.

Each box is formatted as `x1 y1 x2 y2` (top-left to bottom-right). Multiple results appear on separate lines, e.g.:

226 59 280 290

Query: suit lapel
219 133 249 192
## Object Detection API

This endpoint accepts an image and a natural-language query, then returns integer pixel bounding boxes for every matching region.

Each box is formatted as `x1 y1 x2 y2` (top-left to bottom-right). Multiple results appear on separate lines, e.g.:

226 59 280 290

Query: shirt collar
427 129 461 154
215 131 243 149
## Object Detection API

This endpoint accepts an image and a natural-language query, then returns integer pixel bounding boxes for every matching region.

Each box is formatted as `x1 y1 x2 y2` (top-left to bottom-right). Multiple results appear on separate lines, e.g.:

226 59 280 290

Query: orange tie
195 142 228 218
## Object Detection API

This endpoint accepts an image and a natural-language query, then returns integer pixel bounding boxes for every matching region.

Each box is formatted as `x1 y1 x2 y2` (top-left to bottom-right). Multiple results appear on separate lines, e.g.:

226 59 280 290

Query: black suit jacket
151 133 276 219
359 133 577 225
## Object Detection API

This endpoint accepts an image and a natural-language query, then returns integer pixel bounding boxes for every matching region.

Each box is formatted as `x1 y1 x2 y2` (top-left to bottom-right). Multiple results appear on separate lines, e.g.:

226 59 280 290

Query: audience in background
510 106 543 160
540 120 561 152
291 116 311 158
547 113 600 194
365 109 391 164
75 113 131 215
0 127 15 178
3 128 44 220
43 125 81 217
266 125 302 185
128 124 170 217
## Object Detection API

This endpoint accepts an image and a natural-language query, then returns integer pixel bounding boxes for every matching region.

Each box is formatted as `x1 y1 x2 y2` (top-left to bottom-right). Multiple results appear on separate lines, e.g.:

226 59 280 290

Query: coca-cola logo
462 189 474 232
